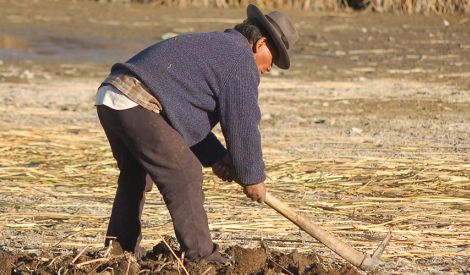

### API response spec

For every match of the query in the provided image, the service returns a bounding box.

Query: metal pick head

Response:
[359,231,392,270]
[372,231,392,259]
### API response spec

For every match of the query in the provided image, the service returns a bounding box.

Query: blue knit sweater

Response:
[110,29,265,185]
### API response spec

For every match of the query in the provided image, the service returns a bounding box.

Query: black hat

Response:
[247,4,299,69]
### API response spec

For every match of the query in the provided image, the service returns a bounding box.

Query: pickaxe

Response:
[264,192,391,271]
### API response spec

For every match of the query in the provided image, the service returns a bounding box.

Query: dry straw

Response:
[0,126,468,270]
[129,0,470,14]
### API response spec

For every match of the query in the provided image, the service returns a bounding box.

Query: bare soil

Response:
[0,0,469,274]
[0,239,360,274]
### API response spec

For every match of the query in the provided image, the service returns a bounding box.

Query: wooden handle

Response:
[264,192,378,269]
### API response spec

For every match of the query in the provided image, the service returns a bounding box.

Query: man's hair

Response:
[234,19,272,46]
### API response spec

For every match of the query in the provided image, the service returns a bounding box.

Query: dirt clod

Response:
[227,246,268,274]
[0,243,360,275]
[0,251,15,275]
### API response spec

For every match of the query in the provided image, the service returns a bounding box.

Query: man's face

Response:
[253,37,277,74]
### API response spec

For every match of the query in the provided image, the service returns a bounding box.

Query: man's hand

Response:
[212,154,234,182]
[243,182,266,203]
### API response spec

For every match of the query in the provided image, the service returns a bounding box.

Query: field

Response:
[0,0,469,274]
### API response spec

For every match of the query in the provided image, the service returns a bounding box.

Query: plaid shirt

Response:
[102,72,163,114]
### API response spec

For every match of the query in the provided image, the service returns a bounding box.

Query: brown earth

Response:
[0,239,360,274]
[0,0,469,274]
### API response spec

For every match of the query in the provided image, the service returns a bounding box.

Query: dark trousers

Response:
[97,105,217,261]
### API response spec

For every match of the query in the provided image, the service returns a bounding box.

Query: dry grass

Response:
[0,126,468,270]
[128,0,470,14]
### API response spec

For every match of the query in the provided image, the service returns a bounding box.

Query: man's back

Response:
[111,29,260,147]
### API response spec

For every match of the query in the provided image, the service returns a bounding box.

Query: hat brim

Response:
[247,4,290,69]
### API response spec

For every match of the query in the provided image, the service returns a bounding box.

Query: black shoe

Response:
[203,244,230,265]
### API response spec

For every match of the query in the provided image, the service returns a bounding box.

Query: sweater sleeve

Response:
[217,60,266,185]
[190,132,227,167]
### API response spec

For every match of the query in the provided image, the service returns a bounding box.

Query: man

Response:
[96,4,298,263]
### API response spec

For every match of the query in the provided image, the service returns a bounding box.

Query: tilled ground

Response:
[0,240,360,275]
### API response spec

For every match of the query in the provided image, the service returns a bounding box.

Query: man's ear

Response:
[253,37,268,53]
